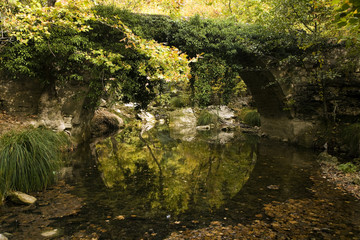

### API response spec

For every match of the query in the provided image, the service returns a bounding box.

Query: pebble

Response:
[8,191,37,205]
[41,229,60,238]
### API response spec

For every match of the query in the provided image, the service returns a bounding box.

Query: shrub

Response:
[0,128,69,195]
[197,110,219,126]
[243,110,261,127]
[338,162,358,173]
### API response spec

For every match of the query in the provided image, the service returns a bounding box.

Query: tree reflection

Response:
[95,122,257,215]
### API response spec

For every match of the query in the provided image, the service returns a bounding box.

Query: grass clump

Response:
[0,128,69,196]
[197,110,219,126]
[243,110,261,127]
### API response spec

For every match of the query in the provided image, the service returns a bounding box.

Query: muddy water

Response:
[1,125,360,239]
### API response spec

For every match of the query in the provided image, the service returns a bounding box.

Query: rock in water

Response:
[41,229,60,238]
[90,109,124,138]
[169,108,197,141]
[8,191,37,205]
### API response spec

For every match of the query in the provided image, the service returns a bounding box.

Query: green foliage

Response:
[262,0,333,36]
[108,11,297,107]
[332,0,360,42]
[338,162,358,173]
[341,123,360,156]
[197,109,219,126]
[0,1,191,108]
[0,128,69,196]
[1,2,301,109]
[233,79,247,96]
[192,56,236,106]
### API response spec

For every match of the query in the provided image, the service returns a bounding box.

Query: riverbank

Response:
[318,152,360,200]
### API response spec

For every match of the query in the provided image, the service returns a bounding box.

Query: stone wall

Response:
[0,76,43,115]
[0,74,93,142]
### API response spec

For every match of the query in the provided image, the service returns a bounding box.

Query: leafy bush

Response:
[337,162,358,173]
[197,110,219,126]
[243,110,261,127]
[0,128,69,195]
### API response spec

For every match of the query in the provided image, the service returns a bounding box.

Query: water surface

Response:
[1,123,360,239]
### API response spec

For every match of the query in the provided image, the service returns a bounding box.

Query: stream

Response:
[1,123,360,239]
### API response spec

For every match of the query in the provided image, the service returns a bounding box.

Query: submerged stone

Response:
[8,191,37,205]
[41,229,61,238]
[196,125,211,131]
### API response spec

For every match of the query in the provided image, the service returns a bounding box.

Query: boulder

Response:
[207,105,236,124]
[8,191,37,205]
[90,109,123,138]
[169,108,197,141]
[138,110,156,133]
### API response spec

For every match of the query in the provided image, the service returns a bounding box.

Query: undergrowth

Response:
[0,128,70,198]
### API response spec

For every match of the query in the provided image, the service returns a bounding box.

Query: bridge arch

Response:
[236,54,290,119]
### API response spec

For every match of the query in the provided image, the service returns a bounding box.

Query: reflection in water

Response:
[95,123,257,214]
[3,122,360,240]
